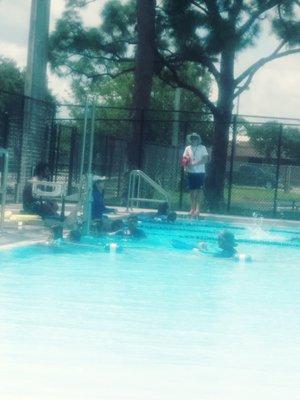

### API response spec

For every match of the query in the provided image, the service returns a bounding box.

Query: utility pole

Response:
[25,0,51,100]
[18,0,51,199]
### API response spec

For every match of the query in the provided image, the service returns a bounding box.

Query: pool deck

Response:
[1,203,299,250]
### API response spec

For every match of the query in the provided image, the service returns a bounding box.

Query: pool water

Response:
[1,220,300,400]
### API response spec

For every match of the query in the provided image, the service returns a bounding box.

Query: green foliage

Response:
[272,2,300,46]
[49,0,299,117]
[0,57,24,114]
[0,57,24,93]
[50,0,300,115]
[69,65,212,143]
[246,121,300,161]
[282,127,300,161]
[49,0,136,80]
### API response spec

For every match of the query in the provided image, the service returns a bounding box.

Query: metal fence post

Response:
[103,135,109,176]
[117,139,125,199]
[138,109,145,170]
[227,115,237,212]
[179,166,184,210]
[3,112,9,148]
[273,124,283,217]
[54,125,61,180]
[178,121,189,210]
[79,100,89,182]
[48,122,57,178]
[87,103,96,176]
[84,104,96,236]
[67,127,77,195]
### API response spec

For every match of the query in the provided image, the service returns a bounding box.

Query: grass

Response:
[105,181,300,219]
[169,185,300,219]
[229,185,300,203]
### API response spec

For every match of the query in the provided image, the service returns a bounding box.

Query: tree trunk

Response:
[205,49,235,211]
[128,0,156,170]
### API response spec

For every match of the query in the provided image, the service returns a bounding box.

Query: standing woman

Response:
[182,132,208,216]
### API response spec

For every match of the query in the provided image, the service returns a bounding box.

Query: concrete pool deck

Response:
[1,203,299,250]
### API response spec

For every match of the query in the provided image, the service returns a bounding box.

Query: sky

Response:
[0,0,299,119]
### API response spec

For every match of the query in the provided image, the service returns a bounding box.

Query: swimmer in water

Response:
[47,224,63,244]
[109,215,146,238]
[138,203,177,223]
[68,228,82,242]
[172,230,252,261]
[215,230,237,258]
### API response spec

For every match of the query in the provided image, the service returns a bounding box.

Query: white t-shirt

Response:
[183,145,208,173]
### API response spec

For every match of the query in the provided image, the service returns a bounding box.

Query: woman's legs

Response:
[188,173,205,217]
[194,190,201,215]
[189,190,197,214]
[195,191,199,212]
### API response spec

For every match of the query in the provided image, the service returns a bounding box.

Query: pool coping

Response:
[0,239,46,251]
[1,204,299,252]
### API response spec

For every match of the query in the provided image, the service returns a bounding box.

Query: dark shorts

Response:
[187,173,205,190]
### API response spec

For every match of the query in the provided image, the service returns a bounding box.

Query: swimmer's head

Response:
[110,219,124,232]
[69,229,81,242]
[50,224,63,240]
[197,241,207,251]
[167,211,177,222]
[157,202,169,216]
[127,214,138,228]
[218,230,237,250]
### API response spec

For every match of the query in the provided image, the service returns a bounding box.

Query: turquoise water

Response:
[1,220,300,400]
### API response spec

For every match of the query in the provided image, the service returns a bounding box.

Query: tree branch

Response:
[203,0,222,23]
[167,50,220,82]
[60,62,134,81]
[238,0,284,36]
[157,52,218,116]
[235,43,300,88]
[66,0,96,8]
[190,1,209,15]
[229,0,243,23]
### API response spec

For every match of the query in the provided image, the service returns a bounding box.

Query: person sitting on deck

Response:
[91,175,115,220]
[22,162,59,219]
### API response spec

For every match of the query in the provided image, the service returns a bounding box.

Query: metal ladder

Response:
[127,170,170,210]
[0,148,9,228]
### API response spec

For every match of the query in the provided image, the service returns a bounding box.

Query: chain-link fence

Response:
[0,90,55,201]
[227,116,300,219]
[51,105,300,219]
[1,91,299,220]
[51,105,214,207]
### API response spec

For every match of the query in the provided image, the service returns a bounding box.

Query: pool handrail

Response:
[0,148,9,228]
[127,170,170,210]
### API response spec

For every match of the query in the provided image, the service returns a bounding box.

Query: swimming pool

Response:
[1,219,299,399]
